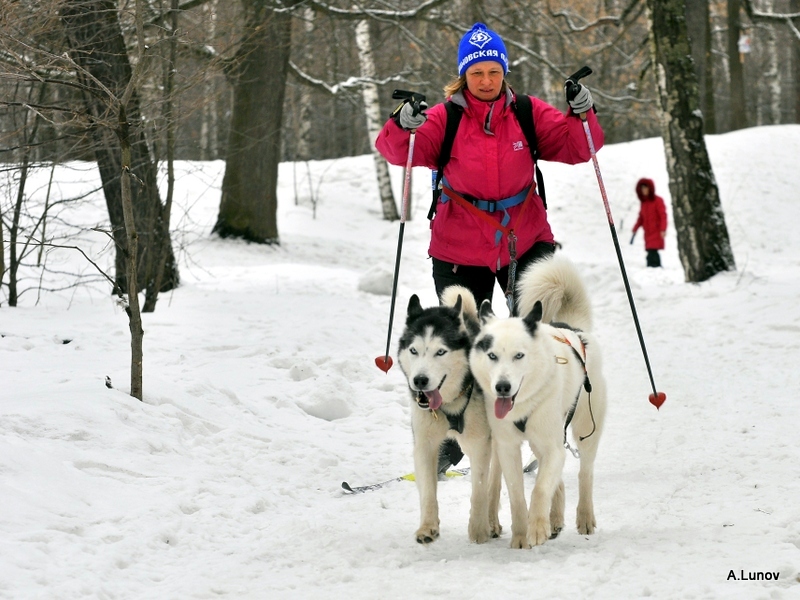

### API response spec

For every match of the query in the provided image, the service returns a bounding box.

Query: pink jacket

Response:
[375,89,604,269]
[633,178,667,250]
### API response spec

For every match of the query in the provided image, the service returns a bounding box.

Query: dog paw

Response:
[529,517,551,546]
[415,526,439,544]
[549,525,563,540]
[509,534,531,549]
[468,517,492,544]
[490,520,503,538]
[470,527,491,544]
[576,513,596,535]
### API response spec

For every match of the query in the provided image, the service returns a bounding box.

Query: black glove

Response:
[390,90,428,130]
[392,99,428,130]
[565,81,594,114]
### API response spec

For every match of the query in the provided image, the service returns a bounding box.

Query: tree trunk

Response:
[686,0,716,133]
[0,203,4,297]
[213,0,294,244]
[757,0,780,125]
[795,0,800,121]
[60,0,179,296]
[647,0,736,282]
[118,105,144,401]
[727,0,748,129]
[296,6,315,162]
[200,0,219,160]
[355,19,400,221]
[143,0,179,313]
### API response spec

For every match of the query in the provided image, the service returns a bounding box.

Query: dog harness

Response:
[514,331,596,452]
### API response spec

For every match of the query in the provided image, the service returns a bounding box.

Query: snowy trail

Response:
[2,126,799,598]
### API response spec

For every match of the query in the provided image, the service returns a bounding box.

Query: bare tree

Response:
[686,0,717,133]
[60,0,179,303]
[728,0,749,129]
[647,0,736,281]
[213,0,299,244]
[355,19,399,221]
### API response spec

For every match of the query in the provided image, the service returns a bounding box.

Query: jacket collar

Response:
[451,87,513,112]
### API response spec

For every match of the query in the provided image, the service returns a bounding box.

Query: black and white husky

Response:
[470,256,607,549]
[398,287,501,545]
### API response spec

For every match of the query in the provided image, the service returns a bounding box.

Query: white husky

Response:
[397,287,501,545]
[470,256,607,549]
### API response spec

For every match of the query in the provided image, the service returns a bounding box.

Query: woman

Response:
[376,23,605,310]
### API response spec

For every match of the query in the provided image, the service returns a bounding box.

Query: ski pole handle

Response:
[566,66,593,85]
[392,89,427,116]
[566,66,593,109]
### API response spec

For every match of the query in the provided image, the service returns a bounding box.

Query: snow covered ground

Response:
[1,125,799,599]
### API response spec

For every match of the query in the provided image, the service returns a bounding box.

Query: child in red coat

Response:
[631,178,667,267]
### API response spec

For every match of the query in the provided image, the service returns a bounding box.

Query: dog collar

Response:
[439,379,474,434]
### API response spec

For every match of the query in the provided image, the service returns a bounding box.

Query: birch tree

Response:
[355,19,399,221]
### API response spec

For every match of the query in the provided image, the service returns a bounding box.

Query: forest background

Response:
[1,0,799,316]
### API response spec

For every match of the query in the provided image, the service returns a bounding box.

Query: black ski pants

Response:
[431,241,556,315]
[646,249,662,268]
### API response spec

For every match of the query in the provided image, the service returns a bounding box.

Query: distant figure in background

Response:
[631,178,667,267]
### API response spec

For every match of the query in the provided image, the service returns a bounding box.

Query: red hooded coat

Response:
[375,89,604,270]
[632,177,667,250]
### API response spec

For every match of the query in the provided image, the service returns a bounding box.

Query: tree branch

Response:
[283,0,452,20]
[288,61,407,95]
[741,0,800,41]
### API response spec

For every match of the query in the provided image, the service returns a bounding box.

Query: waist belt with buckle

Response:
[441,178,530,214]
[440,178,535,246]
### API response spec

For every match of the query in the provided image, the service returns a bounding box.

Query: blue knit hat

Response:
[457,23,509,76]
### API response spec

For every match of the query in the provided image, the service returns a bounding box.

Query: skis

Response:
[341,457,538,494]
[342,468,469,494]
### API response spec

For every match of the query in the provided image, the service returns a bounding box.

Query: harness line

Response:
[552,332,597,451]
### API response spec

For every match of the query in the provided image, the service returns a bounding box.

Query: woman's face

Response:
[465,61,505,102]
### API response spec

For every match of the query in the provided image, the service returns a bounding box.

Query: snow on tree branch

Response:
[279,0,451,19]
[288,61,407,96]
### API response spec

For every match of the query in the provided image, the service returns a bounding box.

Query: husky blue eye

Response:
[514,352,525,360]
[435,349,447,356]
[488,352,497,361]
[409,348,418,355]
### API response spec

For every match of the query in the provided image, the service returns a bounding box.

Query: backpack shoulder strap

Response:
[428,101,464,220]
[439,101,464,172]
[511,93,547,209]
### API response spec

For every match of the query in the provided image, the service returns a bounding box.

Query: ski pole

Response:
[567,67,667,409]
[375,126,417,373]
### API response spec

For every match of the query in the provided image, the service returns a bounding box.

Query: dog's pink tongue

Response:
[495,397,514,419]
[425,389,443,411]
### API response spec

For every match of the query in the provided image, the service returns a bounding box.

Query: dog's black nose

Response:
[495,380,511,396]
[413,375,429,389]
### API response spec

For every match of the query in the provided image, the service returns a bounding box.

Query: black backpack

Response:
[428,93,546,220]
